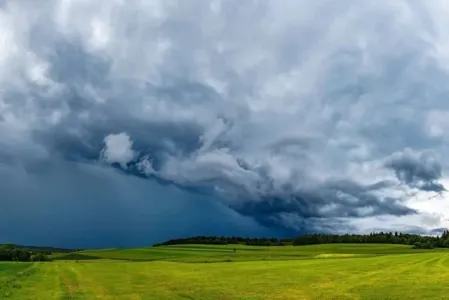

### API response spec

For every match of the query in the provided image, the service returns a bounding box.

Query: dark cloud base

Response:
[0,0,448,247]
[0,161,279,248]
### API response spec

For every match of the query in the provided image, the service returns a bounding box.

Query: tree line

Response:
[154,231,449,249]
[0,244,77,262]
[291,231,449,249]
[154,236,285,247]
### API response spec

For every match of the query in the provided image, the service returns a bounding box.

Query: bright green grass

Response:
[0,263,35,298]
[54,243,447,262]
[6,244,449,299]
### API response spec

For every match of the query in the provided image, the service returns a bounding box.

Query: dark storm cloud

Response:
[112,151,417,232]
[208,178,416,232]
[385,148,446,192]
[1,0,449,245]
[0,160,277,248]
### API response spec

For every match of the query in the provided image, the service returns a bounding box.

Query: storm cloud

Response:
[1,0,449,246]
[385,148,446,193]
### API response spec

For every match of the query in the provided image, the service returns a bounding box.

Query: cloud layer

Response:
[2,0,449,245]
[385,148,446,193]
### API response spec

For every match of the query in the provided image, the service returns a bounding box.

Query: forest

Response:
[155,231,449,249]
[0,244,77,262]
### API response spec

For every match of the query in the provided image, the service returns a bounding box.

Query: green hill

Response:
[2,243,449,299]
[53,243,442,263]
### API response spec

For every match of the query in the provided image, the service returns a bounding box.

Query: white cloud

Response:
[100,133,135,168]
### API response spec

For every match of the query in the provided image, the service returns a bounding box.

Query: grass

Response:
[0,263,35,299]
[4,243,449,299]
[54,243,443,262]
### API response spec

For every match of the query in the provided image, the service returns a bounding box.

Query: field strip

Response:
[71,264,112,300]
[59,263,87,300]
[436,253,449,268]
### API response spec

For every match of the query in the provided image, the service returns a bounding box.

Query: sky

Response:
[2,0,449,248]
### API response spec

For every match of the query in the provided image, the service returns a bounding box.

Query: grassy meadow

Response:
[1,243,449,299]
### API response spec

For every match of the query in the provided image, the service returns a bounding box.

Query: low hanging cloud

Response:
[1,0,449,237]
[100,133,135,168]
[109,133,418,232]
[385,148,446,193]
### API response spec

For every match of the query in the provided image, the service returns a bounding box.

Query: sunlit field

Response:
[0,244,448,299]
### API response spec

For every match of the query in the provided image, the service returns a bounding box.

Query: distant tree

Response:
[11,248,20,261]
[154,231,449,249]
[31,252,51,262]
[0,245,52,262]
[413,242,422,249]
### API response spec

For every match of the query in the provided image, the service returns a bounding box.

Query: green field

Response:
[2,244,449,299]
